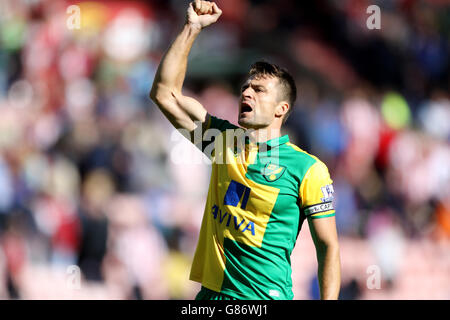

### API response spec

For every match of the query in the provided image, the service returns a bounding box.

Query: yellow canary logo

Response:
[262,163,286,182]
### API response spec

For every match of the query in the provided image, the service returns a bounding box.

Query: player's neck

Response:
[247,127,282,144]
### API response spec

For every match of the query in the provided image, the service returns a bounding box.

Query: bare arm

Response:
[308,216,341,299]
[149,1,222,131]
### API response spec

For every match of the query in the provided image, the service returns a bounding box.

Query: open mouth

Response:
[240,102,253,114]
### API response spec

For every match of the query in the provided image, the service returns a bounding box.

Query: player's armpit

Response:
[197,113,241,157]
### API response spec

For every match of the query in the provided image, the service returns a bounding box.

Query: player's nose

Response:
[241,87,253,100]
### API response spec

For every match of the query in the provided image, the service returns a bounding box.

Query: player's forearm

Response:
[317,244,341,300]
[150,23,201,101]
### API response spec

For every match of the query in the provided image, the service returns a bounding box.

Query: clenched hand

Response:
[187,1,222,30]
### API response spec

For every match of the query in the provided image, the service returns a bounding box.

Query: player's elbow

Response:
[149,86,157,102]
[149,84,161,104]
[149,83,172,107]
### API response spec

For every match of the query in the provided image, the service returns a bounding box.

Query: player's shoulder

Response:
[206,114,240,132]
[283,141,319,164]
[283,141,330,175]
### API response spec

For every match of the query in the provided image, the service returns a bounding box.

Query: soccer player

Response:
[150,1,341,300]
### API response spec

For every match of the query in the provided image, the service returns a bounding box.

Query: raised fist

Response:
[187,1,222,30]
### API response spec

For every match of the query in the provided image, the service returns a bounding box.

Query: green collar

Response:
[256,135,290,149]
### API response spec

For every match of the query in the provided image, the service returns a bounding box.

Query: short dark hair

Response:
[248,61,297,123]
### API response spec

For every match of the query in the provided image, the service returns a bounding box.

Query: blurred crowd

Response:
[0,0,449,299]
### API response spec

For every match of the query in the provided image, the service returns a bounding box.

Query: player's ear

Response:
[275,101,289,118]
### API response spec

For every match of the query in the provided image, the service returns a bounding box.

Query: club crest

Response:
[262,163,286,182]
